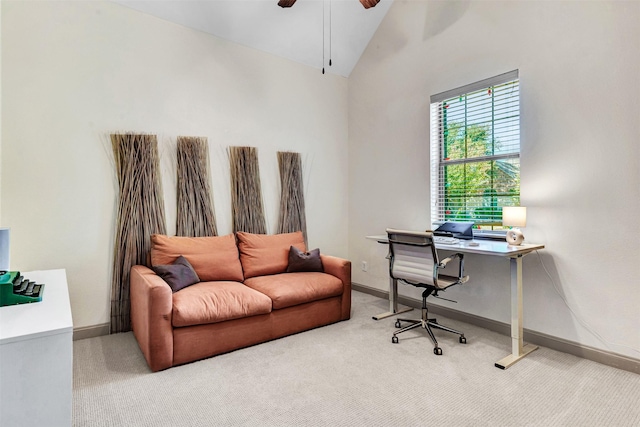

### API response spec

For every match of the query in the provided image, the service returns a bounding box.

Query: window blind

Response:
[430,71,520,227]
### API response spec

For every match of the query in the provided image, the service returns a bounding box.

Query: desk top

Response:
[366,235,544,257]
[0,269,73,344]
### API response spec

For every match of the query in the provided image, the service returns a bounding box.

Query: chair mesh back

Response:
[387,230,437,286]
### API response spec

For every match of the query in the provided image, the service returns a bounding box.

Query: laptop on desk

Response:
[433,222,474,240]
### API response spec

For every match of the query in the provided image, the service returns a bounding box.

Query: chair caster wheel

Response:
[395,320,402,328]
[434,347,443,355]
[392,336,399,344]
[459,336,467,344]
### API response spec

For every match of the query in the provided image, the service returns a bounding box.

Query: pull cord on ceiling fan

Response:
[278,0,381,74]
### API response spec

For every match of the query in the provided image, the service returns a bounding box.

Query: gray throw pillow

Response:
[152,255,200,292]
[286,246,324,273]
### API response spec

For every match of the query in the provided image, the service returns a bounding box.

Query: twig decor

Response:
[229,146,267,234]
[176,136,217,237]
[277,151,307,246]
[111,132,166,334]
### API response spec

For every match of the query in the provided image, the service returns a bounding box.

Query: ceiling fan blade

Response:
[359,0,380,8]
[278,0,297,7]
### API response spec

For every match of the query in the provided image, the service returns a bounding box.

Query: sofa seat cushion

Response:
[172,281,272,328]
[243,272,343,310]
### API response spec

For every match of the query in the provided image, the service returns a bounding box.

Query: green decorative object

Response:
[0,271,44,307]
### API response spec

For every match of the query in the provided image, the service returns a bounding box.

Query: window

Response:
[430,70,520,229]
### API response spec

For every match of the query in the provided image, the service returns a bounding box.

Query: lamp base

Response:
[506,228,524,246]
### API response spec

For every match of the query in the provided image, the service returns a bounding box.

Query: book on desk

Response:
[0,271,45,307]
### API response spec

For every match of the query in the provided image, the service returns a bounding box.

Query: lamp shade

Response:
[503,206,527,228]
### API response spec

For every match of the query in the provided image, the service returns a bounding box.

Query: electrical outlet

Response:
[361,261,368,272]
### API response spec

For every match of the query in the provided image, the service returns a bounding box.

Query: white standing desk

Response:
[366,235,544,369]
[0,269,73,426]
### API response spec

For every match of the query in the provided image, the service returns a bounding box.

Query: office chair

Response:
[386,228,469,355]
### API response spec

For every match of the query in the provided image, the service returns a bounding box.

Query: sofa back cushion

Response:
[236,231,306,279]
[150,234,244,282]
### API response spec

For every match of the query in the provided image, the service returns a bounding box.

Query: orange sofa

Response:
[130,231,351,372]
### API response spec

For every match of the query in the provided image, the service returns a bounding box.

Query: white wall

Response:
[1,1,348,329]
[349,1,640,359]
[0,3,3,223]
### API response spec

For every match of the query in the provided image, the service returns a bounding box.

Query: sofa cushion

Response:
[244,272,343,310]
[172,281,272,328]
[287,246,324,273]
[236,231,306,279]
[151,234,244,282]
[152,255,200,292]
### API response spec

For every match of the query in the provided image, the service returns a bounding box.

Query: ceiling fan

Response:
[278,0,380,9]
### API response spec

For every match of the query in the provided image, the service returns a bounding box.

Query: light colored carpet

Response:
[73,291,640,426]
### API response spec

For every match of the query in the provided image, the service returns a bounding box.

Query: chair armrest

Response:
[321,255,352,320]
[439,253,465,279]
[439,252,461,267]
[130,265,174,372]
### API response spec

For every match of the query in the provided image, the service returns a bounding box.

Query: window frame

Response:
[430,70,521,229]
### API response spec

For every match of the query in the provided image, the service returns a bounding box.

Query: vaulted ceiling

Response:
[113,0,393,77]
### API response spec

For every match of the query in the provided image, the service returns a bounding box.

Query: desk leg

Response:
[495,255,538,369]
[372,277,413,320]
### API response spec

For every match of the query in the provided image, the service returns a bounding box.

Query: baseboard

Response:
[352,282,640,374]
[73,323,110,341]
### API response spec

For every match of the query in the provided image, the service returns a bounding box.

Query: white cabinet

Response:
[0,269,73,427]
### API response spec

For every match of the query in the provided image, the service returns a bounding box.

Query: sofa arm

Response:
[130,265,174,372]
[321,255,351,320]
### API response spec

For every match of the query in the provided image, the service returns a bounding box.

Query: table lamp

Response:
[503,206,526,245]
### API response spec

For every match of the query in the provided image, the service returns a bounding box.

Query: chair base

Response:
[391,300,466,355]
